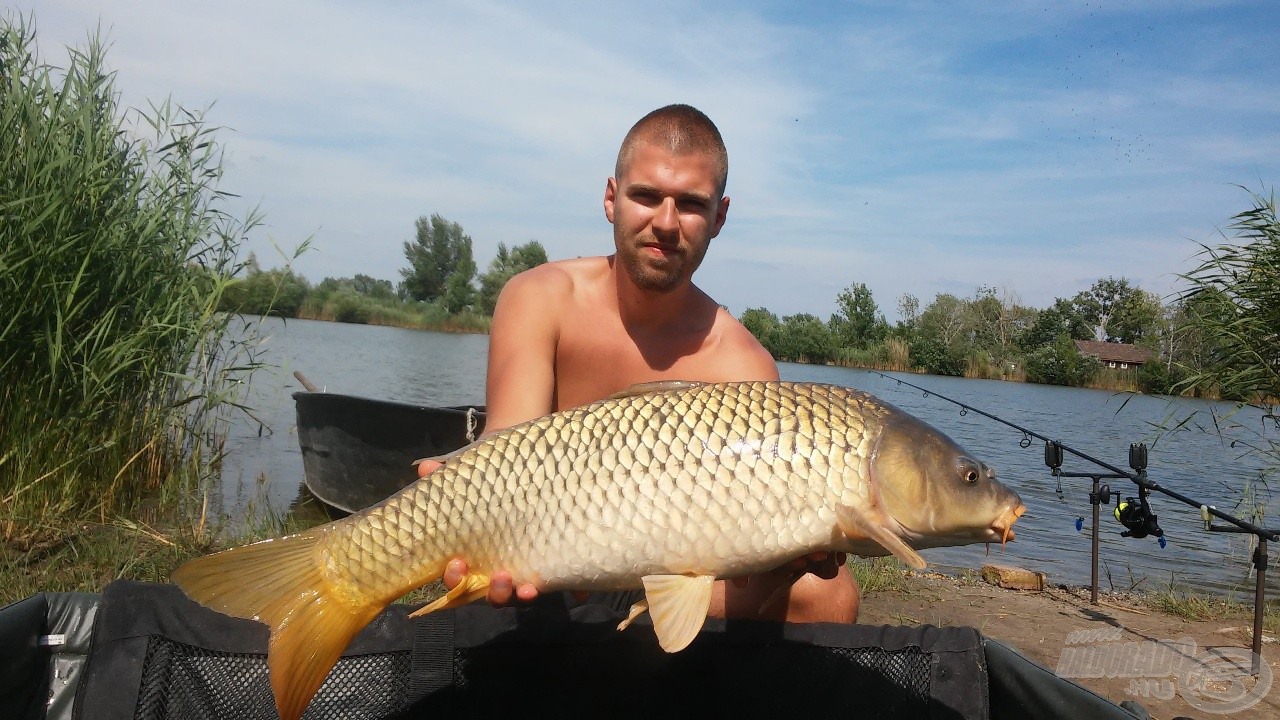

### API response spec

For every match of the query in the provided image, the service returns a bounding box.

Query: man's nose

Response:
[652,197,679,236]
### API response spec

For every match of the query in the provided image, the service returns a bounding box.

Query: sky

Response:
[11,1,1279,320]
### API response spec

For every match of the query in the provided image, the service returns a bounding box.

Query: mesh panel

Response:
[133,637,412,720]
[439,638,933,716]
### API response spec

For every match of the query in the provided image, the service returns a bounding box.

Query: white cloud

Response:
[10,0,1278,322]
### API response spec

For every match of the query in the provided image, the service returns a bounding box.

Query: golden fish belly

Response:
[322,381,882,600]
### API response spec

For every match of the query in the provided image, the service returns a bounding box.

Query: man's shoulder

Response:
[507,256,608,296]
[709,306,779,381]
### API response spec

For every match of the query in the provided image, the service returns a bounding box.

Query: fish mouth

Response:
[990,503,1027,546]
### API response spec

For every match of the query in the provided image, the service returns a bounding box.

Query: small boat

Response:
[293,390,485,515]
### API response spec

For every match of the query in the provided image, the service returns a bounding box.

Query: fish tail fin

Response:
[172,530,382,720]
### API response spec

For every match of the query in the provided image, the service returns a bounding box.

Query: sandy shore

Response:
[858,570,1278,719]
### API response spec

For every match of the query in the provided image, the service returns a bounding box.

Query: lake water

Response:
[218,317,1279,601]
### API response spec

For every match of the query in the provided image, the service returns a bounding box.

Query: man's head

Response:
[606,105,730,295]
[615,104,728,199]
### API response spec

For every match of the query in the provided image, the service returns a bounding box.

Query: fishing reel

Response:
[1114,488,1165,544]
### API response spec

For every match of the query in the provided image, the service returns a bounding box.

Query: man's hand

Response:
[790,550,847,580]
[444,559,542,605]
[729,551,847,589]
[420,458,588,606]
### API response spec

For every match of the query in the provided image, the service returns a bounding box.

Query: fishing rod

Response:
[869,371,1277,541]
[870,370,1277,673]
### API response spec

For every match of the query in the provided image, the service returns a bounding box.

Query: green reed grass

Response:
[0,16,261,548]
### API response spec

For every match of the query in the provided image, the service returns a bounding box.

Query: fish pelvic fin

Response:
[172,530,382,720]
[641,574,715,652]
[617,598,650,631]
[835,503,927,570]
[408,572,491,617]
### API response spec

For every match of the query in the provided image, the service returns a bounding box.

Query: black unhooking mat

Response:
[3,580,1146,720]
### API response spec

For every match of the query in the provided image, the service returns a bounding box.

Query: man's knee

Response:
[787,565,860,624]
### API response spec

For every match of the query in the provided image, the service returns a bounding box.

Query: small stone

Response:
[981,563,1046,591]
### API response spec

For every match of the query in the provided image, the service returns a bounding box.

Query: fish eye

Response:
[964,468,980,484]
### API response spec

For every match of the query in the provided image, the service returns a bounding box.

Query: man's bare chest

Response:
[553,320,717,406]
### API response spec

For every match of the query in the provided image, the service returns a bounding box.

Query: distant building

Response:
[1073,340,1152,370]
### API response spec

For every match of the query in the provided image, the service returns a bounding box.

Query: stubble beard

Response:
[618,231,708,294]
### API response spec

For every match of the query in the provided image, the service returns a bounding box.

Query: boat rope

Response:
[465,407,478,442]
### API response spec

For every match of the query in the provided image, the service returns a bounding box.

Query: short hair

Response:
[615,104,729,197]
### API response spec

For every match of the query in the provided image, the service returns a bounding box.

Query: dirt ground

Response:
[858,570,1278,719]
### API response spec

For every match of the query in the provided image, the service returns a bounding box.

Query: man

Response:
[419,104,860,624]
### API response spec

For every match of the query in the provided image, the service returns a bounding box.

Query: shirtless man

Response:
[420,104,860,624]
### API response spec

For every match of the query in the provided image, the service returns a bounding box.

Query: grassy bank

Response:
[297,294,491,334]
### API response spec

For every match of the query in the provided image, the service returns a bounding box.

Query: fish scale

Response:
[316,381,862,601]
[173,380,1025,720]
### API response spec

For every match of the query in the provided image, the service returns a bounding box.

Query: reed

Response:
[0,17,259,545]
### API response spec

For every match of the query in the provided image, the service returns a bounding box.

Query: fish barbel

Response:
[173,380,1025,720]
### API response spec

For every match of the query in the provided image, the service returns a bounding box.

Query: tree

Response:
[352,273,395,300]
[1022,298,1092,351]
[829,282,887,350]
[440,238,477,314]
[770,313,837,364]
[739,307,780,351]
[894,293,921,338]
[918,293,969,348]
[908,337,965,376]
[401,214,473,303]
[220,265,310,316]
[476,240,548,315]
[1072,276,1162,343]
[1024,333,1103,387]
[1108,288,1164,345]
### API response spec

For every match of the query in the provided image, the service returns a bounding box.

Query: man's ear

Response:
[710,195,730,238]
[603,177,618,223]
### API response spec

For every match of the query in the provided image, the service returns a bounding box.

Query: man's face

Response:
[604,141,729,294]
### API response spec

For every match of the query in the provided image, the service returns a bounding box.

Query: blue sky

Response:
[14,1,1279,320]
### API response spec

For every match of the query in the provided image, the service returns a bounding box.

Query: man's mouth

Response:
[640,242,679,257]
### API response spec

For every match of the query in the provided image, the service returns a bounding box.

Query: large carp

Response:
[173,380,1025,720]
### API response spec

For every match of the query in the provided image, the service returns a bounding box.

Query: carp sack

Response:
[173,380,1025,720]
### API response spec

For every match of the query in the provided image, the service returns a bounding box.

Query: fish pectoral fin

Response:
[835,504,927,570]
[616,598,650,631]
[640,574,715,652]
[408,573,491,617]
[606,380,707,400]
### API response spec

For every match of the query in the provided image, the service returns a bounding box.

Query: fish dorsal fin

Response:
[835,504,927,570]
[607,380,707,400]
[641,574,715,652]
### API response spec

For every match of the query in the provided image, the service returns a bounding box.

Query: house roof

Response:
[1073,340,1152,365]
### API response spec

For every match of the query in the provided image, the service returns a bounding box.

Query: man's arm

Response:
[426,265,568,606]
[479,266,565,435]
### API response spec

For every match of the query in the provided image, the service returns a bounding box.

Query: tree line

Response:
[224,192,1277,400]
[220,213,547,331]
[740,225,1271,399]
